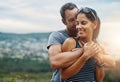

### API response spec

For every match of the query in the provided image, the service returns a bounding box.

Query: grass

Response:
[0,72,52,82]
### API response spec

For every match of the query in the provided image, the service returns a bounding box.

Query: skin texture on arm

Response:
[48,43,83,70]
[95,53,116,68]
[62,37,76,52]
[94,44,116,68]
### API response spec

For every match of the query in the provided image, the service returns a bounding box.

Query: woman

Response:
[61,7,116,82]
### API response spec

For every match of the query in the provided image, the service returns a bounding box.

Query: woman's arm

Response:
[61,53,90,80]
[61,37,84,80]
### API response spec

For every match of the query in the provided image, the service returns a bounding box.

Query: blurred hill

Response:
[0,32,51,60]
[0,32,52,73]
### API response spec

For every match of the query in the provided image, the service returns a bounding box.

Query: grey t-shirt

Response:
[47,29,69,82]
[47,30,69,49]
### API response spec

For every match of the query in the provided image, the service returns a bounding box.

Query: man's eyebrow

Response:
[69,18,75,21]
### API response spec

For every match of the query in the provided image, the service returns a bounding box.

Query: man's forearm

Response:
[94,54,116,68]
[50,48,83,70]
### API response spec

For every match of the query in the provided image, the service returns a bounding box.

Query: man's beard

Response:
[68,28,77,37]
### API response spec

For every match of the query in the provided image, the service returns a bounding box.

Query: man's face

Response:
[64,8,78,35]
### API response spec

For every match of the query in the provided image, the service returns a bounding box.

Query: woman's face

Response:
[76,13,96,39]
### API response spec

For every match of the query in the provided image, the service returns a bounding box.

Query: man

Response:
[47,2,83,82]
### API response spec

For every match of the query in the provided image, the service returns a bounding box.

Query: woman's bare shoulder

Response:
[65,37,76,44]
[62,37,76,52]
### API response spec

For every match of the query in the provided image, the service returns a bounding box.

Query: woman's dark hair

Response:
[78,7,97,22]
[93,17,100,40]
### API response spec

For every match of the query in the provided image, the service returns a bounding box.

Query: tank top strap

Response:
[72,37,81,48]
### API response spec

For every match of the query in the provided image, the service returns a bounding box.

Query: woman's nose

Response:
[76,24,82,29]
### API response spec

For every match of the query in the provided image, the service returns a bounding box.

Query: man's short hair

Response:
[60,2,78,19]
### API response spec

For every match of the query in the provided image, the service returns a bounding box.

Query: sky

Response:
[0,0,119,33]
[0,0,120,59]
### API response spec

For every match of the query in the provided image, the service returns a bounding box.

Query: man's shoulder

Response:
[50,29,67,37]
[53,29,66,34]
[47,29,67,49]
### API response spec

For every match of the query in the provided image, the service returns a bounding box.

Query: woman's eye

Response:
[81,21,87,25]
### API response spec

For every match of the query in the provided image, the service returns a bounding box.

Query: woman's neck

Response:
[80,36,92,42]
[78,36,92,47]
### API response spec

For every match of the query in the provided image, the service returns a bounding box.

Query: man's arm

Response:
[95,53,116,68]
[48,44,83,70]
[94,44,116,68]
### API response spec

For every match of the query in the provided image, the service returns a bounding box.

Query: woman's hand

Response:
[83,41,100,60]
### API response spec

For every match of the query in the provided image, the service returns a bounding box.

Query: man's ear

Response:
[62,18,67,25]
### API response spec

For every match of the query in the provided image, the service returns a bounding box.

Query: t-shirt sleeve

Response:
[47,31,63,49]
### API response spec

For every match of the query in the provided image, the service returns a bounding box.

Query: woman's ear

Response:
[62,18,67,25]
[93,20,97,29]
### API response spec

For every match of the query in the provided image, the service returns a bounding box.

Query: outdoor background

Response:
[0,0,120,82]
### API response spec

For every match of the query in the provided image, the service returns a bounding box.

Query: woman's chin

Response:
[77,35,86,39]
